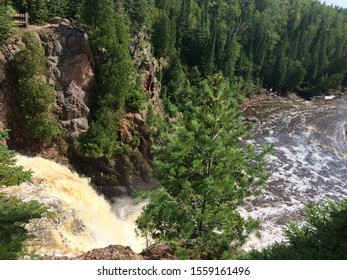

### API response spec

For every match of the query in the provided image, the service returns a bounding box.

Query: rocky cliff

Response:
[0,19,95,153]
[0,19,162,198]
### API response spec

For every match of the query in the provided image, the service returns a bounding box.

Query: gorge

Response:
[1,0,347,259]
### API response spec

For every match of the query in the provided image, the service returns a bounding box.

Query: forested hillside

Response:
[4,0,343,153]
[2,0,347,98]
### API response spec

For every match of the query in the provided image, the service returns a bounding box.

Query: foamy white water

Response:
[243,95,347,250]
[2,155,145,256]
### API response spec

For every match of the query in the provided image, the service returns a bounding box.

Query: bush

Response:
[245,199,347,260]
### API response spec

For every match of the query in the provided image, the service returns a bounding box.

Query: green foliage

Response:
[161,57,188,114]
[0,131,46,259]
[46,0,69,18]
[78,1,147,158]
[136,74,272,259]
[124,0,157,31]
[0,4,15,42]
[285,60,307,91]
[245,199,347,260]
[126,87,148,111]
[152,12,176,57]
[152,0,347,95]
[28,0,49,24]
[0,195,46,259]
[0,130,32,186]
[15,33,62,140]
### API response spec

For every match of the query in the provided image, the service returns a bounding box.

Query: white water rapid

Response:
[243,94,347,250]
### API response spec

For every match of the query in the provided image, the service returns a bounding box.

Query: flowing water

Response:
[243,94,347,250]
[2,156,145,256]
[2,95,346,256]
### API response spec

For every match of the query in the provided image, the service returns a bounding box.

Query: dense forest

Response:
[2,0,347,96]
[1,0,347,259]
[2,0,346,154]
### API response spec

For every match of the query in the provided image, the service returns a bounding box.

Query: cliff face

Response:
[41,19,96,139]
[0,19,162,198]
[0,19,95,149]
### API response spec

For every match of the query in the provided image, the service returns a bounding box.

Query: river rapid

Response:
[242,93,347,250]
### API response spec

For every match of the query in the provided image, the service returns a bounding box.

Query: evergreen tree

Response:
[28,0,49,24]
[0,130,31,186]
[285,60,306,91]
[152,12,176,57]
[161,57,187,114]
[15,33,62,140]
[136,74,272,259]
[0,4,15,41]
[46,0,69,18]
[78,0,144,158]
[0,130,46,259]
[246,199,347,260]
[124,0,157,31]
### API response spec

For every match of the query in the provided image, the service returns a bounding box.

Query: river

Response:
[242,93,347,250]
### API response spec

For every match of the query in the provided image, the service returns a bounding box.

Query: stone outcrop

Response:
[140,242,178,260]
[71,27,162,197]
[76,245,144,260]
[38,19,95,138]
[0,19,95,142]
[44,242,178,260]
[0,19,162,198]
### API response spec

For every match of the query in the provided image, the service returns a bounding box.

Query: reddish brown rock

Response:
[76,245,144,260]
[141,242,178,260]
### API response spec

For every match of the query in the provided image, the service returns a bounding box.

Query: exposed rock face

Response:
[38,19,96,138]
[76,242,178,260]
[43,242,178,260]
[76,245,144,260]
[72,28,162,197]
[130,28,162,114]
[141,242,178,260]
[0,19,95,141]
[1,20,162,198]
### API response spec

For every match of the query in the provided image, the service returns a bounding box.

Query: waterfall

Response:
[2,155,145,256]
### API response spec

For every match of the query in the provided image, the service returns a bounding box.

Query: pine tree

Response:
[0,130,46,259]
[0,130,31,186]
[136,74,272,259]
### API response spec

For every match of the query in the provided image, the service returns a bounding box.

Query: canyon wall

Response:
[0,19,161,198]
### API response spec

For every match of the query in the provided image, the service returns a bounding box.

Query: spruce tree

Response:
[136,74,272,259]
